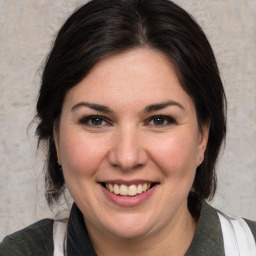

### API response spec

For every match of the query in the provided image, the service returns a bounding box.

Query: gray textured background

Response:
[0,0,255,241]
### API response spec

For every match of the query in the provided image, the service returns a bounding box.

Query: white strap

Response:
[53,220,68,256]
[218,212,256,256]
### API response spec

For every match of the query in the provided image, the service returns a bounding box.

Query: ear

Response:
[53,121,61,164]
[197,122,210,166]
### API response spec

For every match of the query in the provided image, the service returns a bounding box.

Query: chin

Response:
[99,213,154,240]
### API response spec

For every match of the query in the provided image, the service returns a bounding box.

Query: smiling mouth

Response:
[103,183,157,197]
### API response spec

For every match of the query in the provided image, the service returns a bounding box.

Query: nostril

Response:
[112,163,120,169]
[134,164,145,170]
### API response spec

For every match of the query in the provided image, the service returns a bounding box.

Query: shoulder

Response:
[0,219,54,256]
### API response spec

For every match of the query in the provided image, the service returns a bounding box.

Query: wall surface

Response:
[0,0,255,241]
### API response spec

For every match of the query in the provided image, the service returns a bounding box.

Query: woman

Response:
[1,0,255,255]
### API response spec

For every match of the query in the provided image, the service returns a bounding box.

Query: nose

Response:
[107,126,148,171]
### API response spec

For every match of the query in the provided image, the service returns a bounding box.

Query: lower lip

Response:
[101,184,158,207]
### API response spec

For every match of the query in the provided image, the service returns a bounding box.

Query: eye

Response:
[79,115,109,126]
[146,115,176,126]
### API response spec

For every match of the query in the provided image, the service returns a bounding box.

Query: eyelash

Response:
[79,115,176,127]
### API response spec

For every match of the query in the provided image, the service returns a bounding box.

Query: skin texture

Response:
[54,48,209,256]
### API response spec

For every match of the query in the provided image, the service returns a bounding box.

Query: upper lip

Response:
[98,179,158,186]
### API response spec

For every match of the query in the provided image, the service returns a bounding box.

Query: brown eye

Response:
[146,115,176,127]
[79,115,108,126]
[153,117,165,125]
[91,117,104,125]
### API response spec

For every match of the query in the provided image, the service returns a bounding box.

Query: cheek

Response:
[150,131,199,175]
[59,131,108,178]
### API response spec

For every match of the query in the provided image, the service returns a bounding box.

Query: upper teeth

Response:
[106,183,151,196]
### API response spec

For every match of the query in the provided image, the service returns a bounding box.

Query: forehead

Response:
[63,48,194,111]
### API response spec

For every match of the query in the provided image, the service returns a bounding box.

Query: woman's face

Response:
[55,48,208,240]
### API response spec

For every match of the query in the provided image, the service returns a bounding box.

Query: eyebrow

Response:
[71,102,113,113]
[143,100,185,113]
[71,100,185,113]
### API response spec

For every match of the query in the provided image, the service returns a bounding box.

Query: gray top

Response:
[1,201,255,256]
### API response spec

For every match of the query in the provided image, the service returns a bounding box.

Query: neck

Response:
[85,204,197,256]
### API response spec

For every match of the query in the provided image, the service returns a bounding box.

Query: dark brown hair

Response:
[36,0,226,215]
